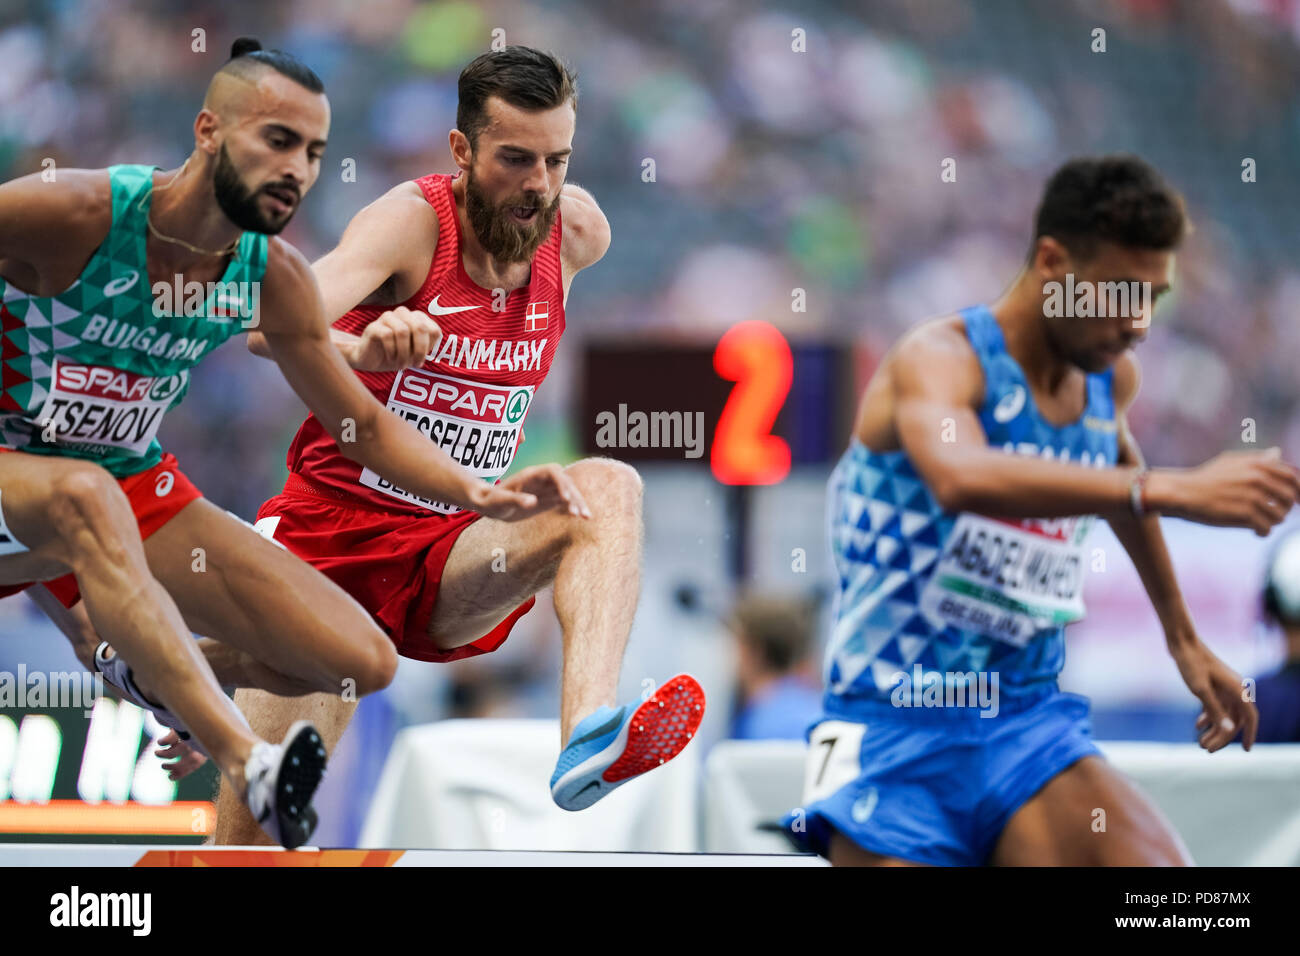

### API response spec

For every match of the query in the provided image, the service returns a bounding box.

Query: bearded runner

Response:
[113,47,706,843]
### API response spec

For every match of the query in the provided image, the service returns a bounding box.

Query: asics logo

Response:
[427,295,480,316]
[851,787,879,823]
[103,271,140,297]
[992,385,1026,424]
[154,471,174,497]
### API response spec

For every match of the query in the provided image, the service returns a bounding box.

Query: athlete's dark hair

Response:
[222,36,324,94]
[457,46,577,149]
[1030,155,1188,263]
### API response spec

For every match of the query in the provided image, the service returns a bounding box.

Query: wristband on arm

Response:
[1128,466,1151,518]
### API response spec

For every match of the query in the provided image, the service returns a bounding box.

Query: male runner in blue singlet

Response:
[789,155,1300,866]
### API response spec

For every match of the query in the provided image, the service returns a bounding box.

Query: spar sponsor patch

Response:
[359,368,534,514]
[34,361,186,456]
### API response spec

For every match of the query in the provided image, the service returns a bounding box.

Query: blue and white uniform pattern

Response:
[823,305,1118,717]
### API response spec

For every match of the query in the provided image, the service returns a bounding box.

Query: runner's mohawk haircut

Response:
[218,36,324,94]
[457,46,577,149]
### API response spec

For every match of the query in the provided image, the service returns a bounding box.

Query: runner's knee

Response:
[566,457,643,524]
[337,628,398,697]
[46,465,135,563]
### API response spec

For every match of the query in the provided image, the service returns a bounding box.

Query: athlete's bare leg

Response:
[0,453,257,792]
[212,689,357,845]
[429,457,643,742]
[989,755,1191,865]
[118,497,399,703]
[41,582,368,700]
[64,493,398,843]
[211,456,643,844]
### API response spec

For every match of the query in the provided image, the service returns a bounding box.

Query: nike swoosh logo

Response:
[568,708,626,748]
[427,295,480,316]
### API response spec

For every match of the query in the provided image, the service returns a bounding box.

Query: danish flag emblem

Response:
[524,301,549,332]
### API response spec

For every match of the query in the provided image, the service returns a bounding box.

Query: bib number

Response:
[359,369,533,514]
[802,720,867,805]
[34,361,184,456]
[918,513,1089,646]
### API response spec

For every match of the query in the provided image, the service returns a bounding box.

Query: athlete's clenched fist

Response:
[343,307,442,371]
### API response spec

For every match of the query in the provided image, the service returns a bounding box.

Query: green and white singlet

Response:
[0,164,268,477]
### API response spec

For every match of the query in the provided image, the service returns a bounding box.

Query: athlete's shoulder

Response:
[1111,349,1141,412]
[559,182,610,273]
[894,313,978,366]
[889,313,983,400]
[379,179,441,225]
[345,180,440,259]
[265,235,313,277]
[260,237,320,323]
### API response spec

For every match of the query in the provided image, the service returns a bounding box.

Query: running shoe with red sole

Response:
[550,673,706,811]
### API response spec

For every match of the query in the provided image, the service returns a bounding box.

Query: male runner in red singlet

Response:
[103,47,706,843]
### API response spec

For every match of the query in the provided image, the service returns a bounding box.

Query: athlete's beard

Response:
[464,166,560,263]
[213,143,298,235]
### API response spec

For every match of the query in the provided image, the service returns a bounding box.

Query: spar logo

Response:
[394,370,527,425]
[505,389,530,424]
[148,374,185,403]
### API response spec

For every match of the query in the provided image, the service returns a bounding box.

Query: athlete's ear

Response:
[448,129,473,174]
[193,108,221,158]
[1032,235,1070,280]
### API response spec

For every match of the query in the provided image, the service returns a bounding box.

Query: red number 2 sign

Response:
[711,320,792,485]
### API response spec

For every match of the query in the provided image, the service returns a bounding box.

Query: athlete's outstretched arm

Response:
[892,323,1299,531]
[1102,354,1258,752]
[247,182,440,367]
[255,239,586,521]
[0,170,107,285]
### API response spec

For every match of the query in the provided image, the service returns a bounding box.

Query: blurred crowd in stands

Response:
[2,1,1299,765]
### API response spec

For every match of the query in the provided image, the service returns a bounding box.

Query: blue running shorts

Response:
[784,688,1100,865]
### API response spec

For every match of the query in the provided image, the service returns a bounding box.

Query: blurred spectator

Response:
[727,593,822,740]
[445,661,539,721]
[1252,531,1300,742]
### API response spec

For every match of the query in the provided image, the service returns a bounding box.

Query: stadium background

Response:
[1,0,1299,846]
